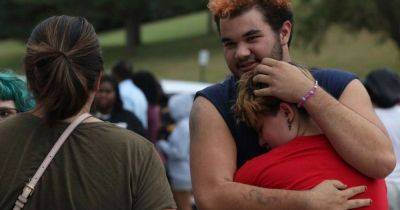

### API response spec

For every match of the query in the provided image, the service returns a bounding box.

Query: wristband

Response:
[298,80,318,108]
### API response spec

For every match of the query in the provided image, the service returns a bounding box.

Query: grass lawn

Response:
[1,11,399,82]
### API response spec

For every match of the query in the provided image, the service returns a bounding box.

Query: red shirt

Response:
[234,135,387,210]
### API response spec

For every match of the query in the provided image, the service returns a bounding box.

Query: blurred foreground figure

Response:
[0,16,175,210]
[0,70,35,122]
[364,68,400,210]
[158,94,192,210]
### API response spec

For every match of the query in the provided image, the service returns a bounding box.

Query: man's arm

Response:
[304,79,395,178]
[253,58,396,178]
[190,96,370,210]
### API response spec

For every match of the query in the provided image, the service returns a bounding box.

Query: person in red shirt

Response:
[233,68,388,209]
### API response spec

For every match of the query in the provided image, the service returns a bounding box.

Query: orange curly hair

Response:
[208,0,291,19]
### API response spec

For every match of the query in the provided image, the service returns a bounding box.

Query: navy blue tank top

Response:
[196,68,357,168]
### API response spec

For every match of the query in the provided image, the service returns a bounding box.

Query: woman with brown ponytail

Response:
[0,16,176,210]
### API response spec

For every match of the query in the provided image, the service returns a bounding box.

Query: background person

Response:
[132,70,164,143]
[157,94,193,210]
[0,16,175,210]
[93,75,145,136]
[111,60,148,129]
[0,70,35,121]
[364,68,400,210]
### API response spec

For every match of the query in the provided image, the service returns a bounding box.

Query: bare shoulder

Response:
[190,96,232,141]
[339,79,368,101]
[339,79,374,114]
[190,97,238,208]
[190,96,220,129]
[339,79,388,134]
[190,95,237,178]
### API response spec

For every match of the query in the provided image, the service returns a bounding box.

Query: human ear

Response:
[279,20,292,46]
[280,102,295,123]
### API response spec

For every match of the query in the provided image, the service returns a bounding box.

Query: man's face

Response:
[219,7,282,78]
[0,100,18,122]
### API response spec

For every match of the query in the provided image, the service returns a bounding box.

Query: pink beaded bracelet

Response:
[297,80,318,108]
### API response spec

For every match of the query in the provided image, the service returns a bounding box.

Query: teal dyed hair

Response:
[0,70,35,112]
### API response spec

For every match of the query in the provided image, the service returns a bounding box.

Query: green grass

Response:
[98,30,125,47]
[101,34,229,82]
[98,12,208,47]
[291,27,400,78]
[1,11,399,82]
[0,40,25,70]
[141,12,208,44]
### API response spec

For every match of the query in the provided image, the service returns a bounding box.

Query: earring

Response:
[287,119,292,131]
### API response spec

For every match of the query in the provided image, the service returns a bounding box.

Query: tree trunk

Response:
[392,29,400,50]
[375,0,400,50]
[207,12,214,34]
[126,16,141,53]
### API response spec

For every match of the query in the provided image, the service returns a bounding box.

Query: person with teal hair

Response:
[0,70,35,121]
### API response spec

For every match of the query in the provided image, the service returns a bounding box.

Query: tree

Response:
[295,0,400,50]
[94,0,148,53]
[95,0,205,52]
[1,0,205,52]
[0,0,57,39]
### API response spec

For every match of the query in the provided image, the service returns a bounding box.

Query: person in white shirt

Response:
[111,60,148,129]
[364,68,400,210]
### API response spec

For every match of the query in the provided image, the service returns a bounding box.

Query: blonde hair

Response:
[234,64,314,129]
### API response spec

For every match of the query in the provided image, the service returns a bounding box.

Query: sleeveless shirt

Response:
[196,68,357,167]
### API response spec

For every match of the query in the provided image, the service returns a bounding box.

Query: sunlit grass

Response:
[1,11,399,82]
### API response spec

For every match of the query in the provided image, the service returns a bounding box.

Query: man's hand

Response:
[252,58,314,103]
[304,180,371,210]
[253,58,395,178]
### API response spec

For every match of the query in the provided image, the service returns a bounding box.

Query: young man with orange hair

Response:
[190,0,395,209]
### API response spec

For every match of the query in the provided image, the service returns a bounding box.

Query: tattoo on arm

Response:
[244,189,278,207]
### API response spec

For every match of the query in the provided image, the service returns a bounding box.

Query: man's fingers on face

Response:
[342,186,367,198]
[253,88,272,97]
[253,74,272,85]
[346,199,372,209]
[261,57,279,67]
[255,64,273,75]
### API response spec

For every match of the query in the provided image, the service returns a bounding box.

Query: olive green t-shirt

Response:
[0,113,176,210]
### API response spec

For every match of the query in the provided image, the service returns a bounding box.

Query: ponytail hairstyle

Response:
[24,16,103,124]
